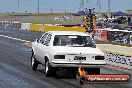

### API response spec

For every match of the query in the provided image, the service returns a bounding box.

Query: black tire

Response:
[85,68,100,74]
[45,59,56,77]
[31,51,38,71]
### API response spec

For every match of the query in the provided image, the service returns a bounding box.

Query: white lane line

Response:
[0,35,31,43]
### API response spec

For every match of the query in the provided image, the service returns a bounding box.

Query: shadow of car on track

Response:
[37,69,76,79]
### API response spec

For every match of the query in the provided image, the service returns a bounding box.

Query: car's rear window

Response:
[53,35,96,48]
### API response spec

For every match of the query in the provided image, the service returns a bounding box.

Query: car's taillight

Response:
[95,56,105,60]
[54,55,65,59]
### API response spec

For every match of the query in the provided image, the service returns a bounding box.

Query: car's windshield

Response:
[53,35,96,48]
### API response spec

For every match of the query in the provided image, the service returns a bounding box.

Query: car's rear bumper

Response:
[51,61,106,68]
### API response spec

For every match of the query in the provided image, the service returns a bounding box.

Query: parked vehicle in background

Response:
[96,22,105,29]
[128,22,132,29]
[112,17,127,24]
[107,24,122,30]
[31,31,106,77]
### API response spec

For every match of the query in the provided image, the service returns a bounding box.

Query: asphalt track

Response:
[0,28,132,88]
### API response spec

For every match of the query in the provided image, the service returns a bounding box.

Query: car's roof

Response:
[48,31,90,36]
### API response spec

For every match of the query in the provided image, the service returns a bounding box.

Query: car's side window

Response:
[39,33,45,43]
[38,36,43,43]
[38,33,46,43]
[39,33,48,44]
[44,34,52,46]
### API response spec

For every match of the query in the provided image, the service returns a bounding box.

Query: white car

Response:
[31,31,106,77]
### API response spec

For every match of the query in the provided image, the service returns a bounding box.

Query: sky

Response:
[0,0,131,13]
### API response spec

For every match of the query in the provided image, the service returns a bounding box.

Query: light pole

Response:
[97,0,101,12]
[65,0,67,14]
[38,0,40,14]
[17,0,19,13]
[108,0,111,17]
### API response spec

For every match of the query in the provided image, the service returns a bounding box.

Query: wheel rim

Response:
[45,61,49,74]
[31,56,35,67]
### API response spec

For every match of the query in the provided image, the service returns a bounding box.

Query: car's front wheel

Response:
[31,52,38,71]
[45,60,56,77]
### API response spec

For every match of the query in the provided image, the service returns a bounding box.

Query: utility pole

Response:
[86,0,88,8]
[65,0,67,14]
[97,0,101,12]
[38,0,40,14]
[108,0,111,17]
[82,0,84,10]
[79,0,84,11]
[97,0,99,12]
[79,1,81,11]
[17,0,20,13]
[99,0,101,12]
[51,9,53,14]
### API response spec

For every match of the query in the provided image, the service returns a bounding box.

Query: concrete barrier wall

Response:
[105,51,132,69]
[30,23,44,32]
[44,25,85,32]
[97,44,132,69]
[27,23,86,32]
[21,23,30,30]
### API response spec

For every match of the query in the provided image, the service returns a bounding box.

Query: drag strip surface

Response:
[0,28,131,88]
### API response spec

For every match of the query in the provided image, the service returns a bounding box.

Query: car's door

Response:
[34,33,45,60]
[37,33,49,62]
[39,33,52,64]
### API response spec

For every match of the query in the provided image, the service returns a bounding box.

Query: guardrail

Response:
[21,23,30,31]
[97,44,132,70]
[21,23,86,32]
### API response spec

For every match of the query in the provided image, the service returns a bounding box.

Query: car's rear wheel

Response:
[31,52,38,71]
[45,59,56,77]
